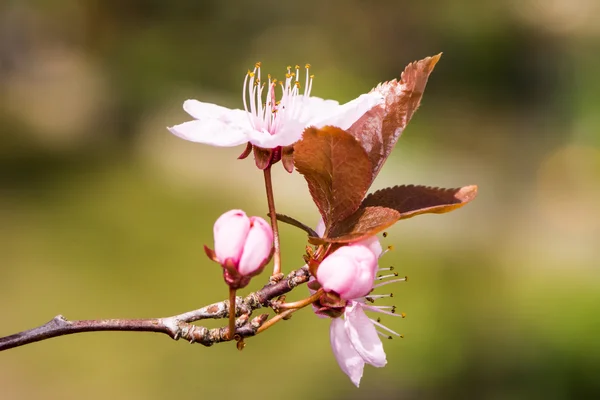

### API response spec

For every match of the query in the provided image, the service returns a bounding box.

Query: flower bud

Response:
[316,245,378,300]
[210,209,273,289]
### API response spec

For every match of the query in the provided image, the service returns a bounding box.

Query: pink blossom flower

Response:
[168,63,383,149]
[312,219,404,387]
[317,245,378,300]
[209,209,273,289]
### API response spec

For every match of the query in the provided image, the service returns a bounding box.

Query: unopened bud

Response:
[208,209,273,289]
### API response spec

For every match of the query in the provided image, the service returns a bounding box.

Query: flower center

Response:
[242,62,314,135]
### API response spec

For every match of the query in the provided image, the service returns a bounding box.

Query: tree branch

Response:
[0,266,310,352]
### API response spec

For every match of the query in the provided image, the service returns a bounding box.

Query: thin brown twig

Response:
[0,266,310,352]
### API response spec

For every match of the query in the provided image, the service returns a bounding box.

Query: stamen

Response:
[376,273,399,280]
[372,277,407,289]
[364,294,393,302]
[376,330,393,339]
[370,318,401,337]
[362,304,403,317]
[241,62,314,136]
[377,266,395,272]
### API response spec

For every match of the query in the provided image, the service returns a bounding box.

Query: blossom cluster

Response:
[168,57,477,387]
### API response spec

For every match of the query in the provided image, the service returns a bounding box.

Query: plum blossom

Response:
[317,245,377,300]
[168,63,383,149]
[312,220,405,387]
[207,209,273,289]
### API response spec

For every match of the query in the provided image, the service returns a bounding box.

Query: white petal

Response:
[345,303,387,368]
[168,120,249,147]
[330,317,365,387]
[183,99,239,121]
[315,218,326,237]
[296,96,341,125]
[313,92,384,130]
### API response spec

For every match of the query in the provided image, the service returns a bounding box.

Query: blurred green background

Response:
[1,0,599,399]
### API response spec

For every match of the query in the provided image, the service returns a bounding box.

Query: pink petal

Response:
[317,245,376,300]
[313,92,384,130]
[213,210,251,265]
[168,100,251,147]
[344,303,387,368]
[330,317,365,387]
[238,217,273,276]
[352,235,383,260]
[317,247,359,296]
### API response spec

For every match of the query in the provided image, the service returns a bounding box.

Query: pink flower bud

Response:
[211,210,273,288]
[316,245,378,300]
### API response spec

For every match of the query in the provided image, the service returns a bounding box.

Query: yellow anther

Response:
[400,335,404,339]
[305,63,311,69]
[310,74,315,79]
[294,81,301,88]
[401,312,406,318]
[248,71,255,77]
[287,65,292,70]
[388,245,395,251]
[255,62,261,67]
[295,64,301,70]
[267,74,272,80]
[286,73,292,79]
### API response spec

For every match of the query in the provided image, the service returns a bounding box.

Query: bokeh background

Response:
[1,0,599,399]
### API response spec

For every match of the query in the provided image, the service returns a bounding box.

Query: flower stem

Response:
[256,289,322,334]
[228,287,236,340]
[256,309,296,334]
[263,165,282,277]
[276,289,323,310]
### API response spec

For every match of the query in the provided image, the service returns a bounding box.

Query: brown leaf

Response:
[294,126,372,228]
[361,184,478,219]
[348,54,441,184]
[309,206,401,244]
